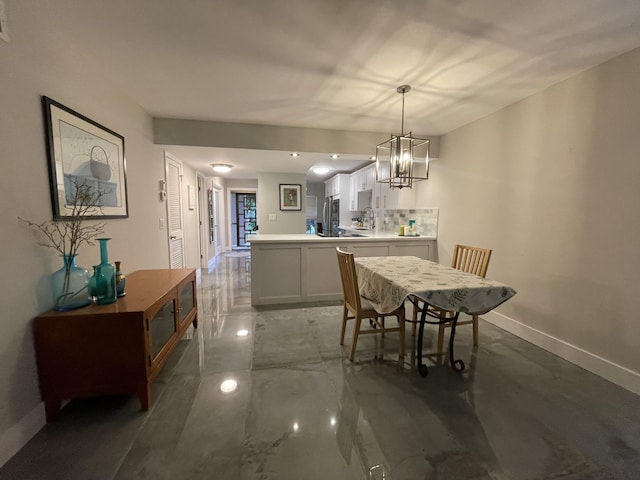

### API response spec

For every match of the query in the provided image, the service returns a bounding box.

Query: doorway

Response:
[164,152,185,268]
[231,192,256,250]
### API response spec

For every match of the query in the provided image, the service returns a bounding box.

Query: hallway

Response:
[1,255,639,479]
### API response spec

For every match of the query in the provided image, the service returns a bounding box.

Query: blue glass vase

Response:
[89,238,117,305]
[51,254,92,311]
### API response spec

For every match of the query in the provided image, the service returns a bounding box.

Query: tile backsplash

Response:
[376,208,439,236]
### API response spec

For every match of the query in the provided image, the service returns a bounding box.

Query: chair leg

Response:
[349,317,362,362]
[398,311,406,358]
[437,322,447,354]
[340,304,348,345]
[380,317,385,338]
[411,298,419,336]
[472,314,479,346]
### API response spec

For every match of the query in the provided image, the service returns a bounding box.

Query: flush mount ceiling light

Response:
[290,152,300,157]
[211,163,233,173]
[330,154,340,159]
[312,166,331,175]
[375,85,430,189]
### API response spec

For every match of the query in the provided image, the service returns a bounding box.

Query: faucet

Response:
[362,206,375,230]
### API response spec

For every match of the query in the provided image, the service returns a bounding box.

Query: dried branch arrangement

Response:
[18,180,108,258]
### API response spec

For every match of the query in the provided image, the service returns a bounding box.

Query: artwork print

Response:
[43,96,129,219]
[279,184,302,211]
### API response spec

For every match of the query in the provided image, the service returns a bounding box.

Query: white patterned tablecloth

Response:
[355,256,516,315]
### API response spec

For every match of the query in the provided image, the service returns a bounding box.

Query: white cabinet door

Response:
[363,165,375,191]
[325,176,338,197]
[373,181,415,210]
[349,173,358,211]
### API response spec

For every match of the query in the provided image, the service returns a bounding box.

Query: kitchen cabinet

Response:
[349,165,375,211]
[324,177,333,197]
[250,235,435,305]
[33,269,197,421]
[358,165,376,192]
[374,181,416,210]
[349,173,358,211]
[325,174,347,198]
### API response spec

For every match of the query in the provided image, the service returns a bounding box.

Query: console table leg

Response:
[44,398,61,422]
[137,384,150,411]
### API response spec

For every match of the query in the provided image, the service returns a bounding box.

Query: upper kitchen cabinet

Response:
[355,165,375,192]
[374,181,416,210]
[325,174,349,198]
[348,164,375,211]
[349,173,358,210]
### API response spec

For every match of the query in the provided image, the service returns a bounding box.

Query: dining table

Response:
[354,256,517,376]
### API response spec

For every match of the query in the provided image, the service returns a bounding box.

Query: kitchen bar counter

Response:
[249,232,435,242]
[249,233,436,306]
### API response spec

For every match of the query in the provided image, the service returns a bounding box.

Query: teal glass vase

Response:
[89,238,117,305]
[51,254,92,311]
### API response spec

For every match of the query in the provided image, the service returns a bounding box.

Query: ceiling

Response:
[24,0,640,180]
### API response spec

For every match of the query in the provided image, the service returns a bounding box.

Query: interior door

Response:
[165,152,185,268]
[197,175,207,269]
[214,187,222,256]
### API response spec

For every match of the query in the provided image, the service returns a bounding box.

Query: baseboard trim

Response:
[483,310,640,396]
[0,404,45,467]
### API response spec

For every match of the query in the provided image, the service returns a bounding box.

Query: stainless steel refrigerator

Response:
[321,197,340,237]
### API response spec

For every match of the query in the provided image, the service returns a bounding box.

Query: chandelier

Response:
[375,85,430,189]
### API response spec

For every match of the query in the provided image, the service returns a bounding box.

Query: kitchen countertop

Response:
[248,232,436,243]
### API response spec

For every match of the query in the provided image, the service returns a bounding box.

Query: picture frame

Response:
[42,96,129,220]
[279,184,302,211]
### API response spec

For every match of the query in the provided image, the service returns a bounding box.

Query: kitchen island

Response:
[249,232,436,306]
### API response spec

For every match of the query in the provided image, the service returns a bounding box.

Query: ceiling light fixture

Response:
[312,166,331,175]
[330,154,339,159]
[211,163,233,173]
[290,152,300,157]
[375,85,429,189]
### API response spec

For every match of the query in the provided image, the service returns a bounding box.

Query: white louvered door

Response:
[165,152,185,268]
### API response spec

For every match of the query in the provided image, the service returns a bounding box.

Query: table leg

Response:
[417,307,429,377]
[447,313,465,372]
[416,305,466,377]
[137,383,150,411]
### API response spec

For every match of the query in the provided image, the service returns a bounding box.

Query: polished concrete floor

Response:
[2,254,640,479]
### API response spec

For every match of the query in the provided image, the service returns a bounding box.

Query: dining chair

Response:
[336,248,405,361]
[411,244,492,353]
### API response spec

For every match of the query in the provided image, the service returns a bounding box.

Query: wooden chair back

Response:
[451,244,492,278]
[336,248,361,313]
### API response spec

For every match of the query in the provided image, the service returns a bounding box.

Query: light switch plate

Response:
[269,213,277,221]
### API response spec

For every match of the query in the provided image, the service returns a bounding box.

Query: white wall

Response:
[0,3,171,465]
[257,173,307,234]
[306,182,325,224]
[415,47,640,393]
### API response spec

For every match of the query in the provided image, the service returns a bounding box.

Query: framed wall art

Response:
[42,96,129,219]
[279,184,301,211]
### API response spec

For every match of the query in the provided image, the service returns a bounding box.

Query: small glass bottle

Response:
[115,261,126,297]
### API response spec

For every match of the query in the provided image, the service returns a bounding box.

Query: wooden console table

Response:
[33,268,198,421]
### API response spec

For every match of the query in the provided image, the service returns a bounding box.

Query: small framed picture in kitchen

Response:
[279,184,301,211]
[42,96,129,220]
